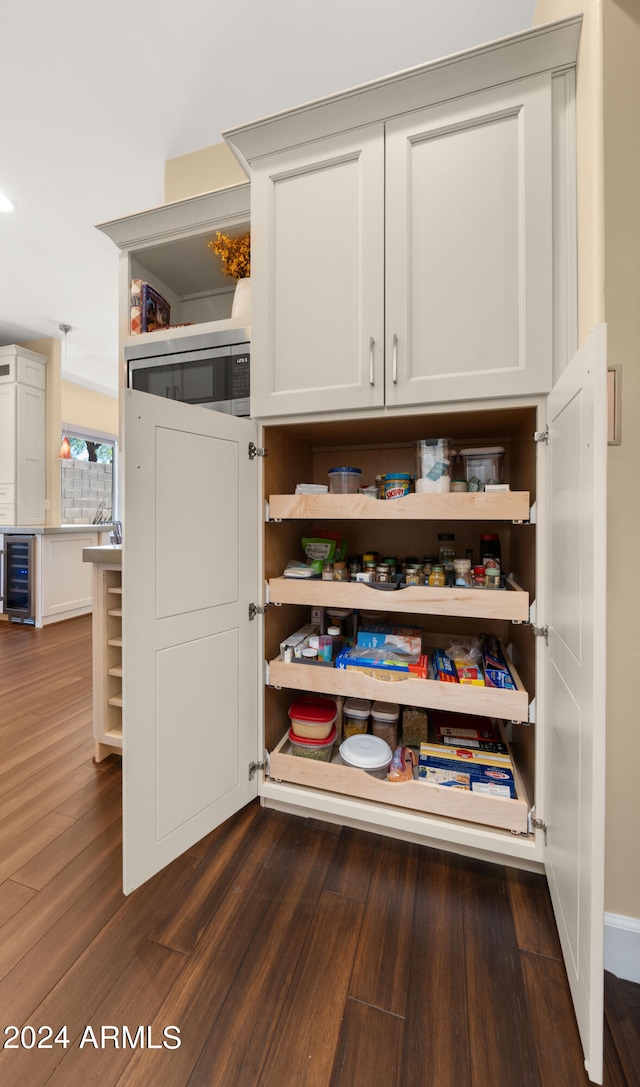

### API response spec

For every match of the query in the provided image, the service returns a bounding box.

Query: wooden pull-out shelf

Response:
[269,491,530,522]
[268,575,529,622]
[269,631,529,722]
[268,731,530,835]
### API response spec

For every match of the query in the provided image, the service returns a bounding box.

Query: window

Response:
[60,425,118,526]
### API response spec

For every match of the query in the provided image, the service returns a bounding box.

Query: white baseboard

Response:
[604,912,640,984]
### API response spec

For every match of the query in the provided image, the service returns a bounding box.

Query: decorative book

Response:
[130,279,171,334]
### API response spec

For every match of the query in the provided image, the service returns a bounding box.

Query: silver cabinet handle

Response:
[369,337,375,386]
[165,386,171,398]
[392,334,398,384]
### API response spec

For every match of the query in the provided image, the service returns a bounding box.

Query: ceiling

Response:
[0,1,535,396]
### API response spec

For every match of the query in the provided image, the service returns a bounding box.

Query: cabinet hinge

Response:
[533,425,549,444]
[528,813,548,844]
[249,753,269,781]
[248,602,268,621]
[248,442,267,460]
[532,625,549,644]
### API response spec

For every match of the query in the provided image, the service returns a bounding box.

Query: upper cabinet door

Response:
[250,126,385,418]
[122,390,260,894]
[385,75,553,407]
[543,325,607,1084]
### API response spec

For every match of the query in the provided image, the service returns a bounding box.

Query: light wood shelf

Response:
[268,575,529,622]
[108,692,123,708]
[268,490,530,522]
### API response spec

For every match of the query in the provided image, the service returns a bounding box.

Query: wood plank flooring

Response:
[0,613,638,1086]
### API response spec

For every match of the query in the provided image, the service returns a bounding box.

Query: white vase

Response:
[231,277,251,319]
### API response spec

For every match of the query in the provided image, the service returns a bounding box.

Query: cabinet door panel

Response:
[16,383,45,524]
[0,385,16,484]
[251,126,385,417]
[543,325,607,1085]
[385,75,553,406]
[123,390,260,894]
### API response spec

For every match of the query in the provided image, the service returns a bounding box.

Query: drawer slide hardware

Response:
[249,602,268,621]
[248,442,267,460]
[533,425,549,444]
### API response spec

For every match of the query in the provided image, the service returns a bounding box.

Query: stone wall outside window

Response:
[61,459,113,524]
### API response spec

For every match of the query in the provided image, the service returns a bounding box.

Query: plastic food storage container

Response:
[339,734,394,778]
[415,439,453,493]
[343,697,371,738]
[371,702,399,749]
[328,467,362,494]
[288,696,338,739]
[288,725,337,760]
[458,447,505,490]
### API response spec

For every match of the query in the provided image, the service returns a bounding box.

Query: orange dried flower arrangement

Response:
[208,230,251,280]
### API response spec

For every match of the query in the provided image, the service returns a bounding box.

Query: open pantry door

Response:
[122,390,260,894]
[543,325,607,1084]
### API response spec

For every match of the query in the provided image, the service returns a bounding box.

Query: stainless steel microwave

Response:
[125,327,250,417]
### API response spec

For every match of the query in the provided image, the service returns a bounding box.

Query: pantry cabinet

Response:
[0,345,46,526]
[122,323,607,1081]
[228,21,579,418]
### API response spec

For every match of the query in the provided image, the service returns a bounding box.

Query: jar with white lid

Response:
[339,733,393,778]
[343,697,371,738]
[371,702,399,749]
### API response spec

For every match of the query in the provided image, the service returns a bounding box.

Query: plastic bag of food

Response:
[388,746,418,781]
[447,637,484,685]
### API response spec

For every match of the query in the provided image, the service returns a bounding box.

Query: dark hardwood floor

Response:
[0,614,638,1086]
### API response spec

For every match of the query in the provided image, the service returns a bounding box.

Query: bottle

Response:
[437,533,456,574]
[453,558,472,587]
[480,533,501,569]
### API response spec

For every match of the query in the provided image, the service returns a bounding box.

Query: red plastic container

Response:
[288,696,338,739]
[288,725,337,760]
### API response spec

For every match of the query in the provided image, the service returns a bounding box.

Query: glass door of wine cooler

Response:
[2,535,35,622]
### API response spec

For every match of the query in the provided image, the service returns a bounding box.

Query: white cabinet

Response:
[228,22,579,418]
[0,345,46,526]
[122,325,606,1079]
[96,184,251,355]
[40,530,99,623]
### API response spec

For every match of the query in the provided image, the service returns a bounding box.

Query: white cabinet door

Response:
[385,75,553,406]
[0,384,16,484]
[122,390,260,893]
[250,126,385,417]
[543,325,607,1084]
[16,383,45,524]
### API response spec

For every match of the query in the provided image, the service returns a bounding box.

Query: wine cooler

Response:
[1,535,35,623]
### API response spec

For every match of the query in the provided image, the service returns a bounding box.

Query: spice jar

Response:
[437,533,456,573]
[333,561,349,582]
[473,564,486,586]
[405,565,422,586]
[485,566,501,589]
[375,564,390,583]
[322,562,334,581]
[453,558,472,587]
[429,564,446,587]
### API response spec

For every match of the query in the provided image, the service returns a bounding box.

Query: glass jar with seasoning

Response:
[473,565,486,586]
[375,564,391,583]
[405,565,422,586]
[485,566,501,589]
[333,561,349,582]
[453,558,472,587]
[429,564,446,587]
[437,533,456,573]
[322,562,334,581]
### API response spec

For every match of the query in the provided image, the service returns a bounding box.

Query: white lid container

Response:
[343,697,371,719]
[371,701,400,723]
[339,733,393,771]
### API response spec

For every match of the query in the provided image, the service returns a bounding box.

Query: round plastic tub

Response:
[371,701,399,749]
[288,695,337,740]
[289,725,337,761]
[328,467,362,494]
[343,697,371,738]
[339,734,393,778]
[381,473,411,499]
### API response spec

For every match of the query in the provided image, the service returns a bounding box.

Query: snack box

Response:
[356,625,423,655]
[335,646,429,681]
[482,634,517,690]
[429,710,508,754]
[418,742,516,798]
[431,648,458,683]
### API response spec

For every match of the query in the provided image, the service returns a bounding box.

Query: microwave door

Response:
[172,346,230,405]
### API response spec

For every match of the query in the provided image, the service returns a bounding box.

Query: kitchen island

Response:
[1,525,114,626]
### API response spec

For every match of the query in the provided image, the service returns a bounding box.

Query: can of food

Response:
[381,473,411,499]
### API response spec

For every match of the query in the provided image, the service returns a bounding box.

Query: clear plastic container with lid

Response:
[339,734,393,778]
[343,697,371,738]
[289,726,337,761]
[371,702,399,749]
[288,695,337,739]
[328,467,362,494]
[415,438,453,493]
[458,447,505,490]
